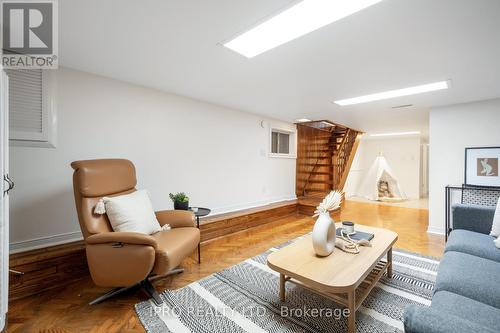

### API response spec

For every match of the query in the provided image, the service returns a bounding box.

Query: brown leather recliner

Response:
[71,159,200,305]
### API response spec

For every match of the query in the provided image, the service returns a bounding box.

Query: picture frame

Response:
[465,147,500,188]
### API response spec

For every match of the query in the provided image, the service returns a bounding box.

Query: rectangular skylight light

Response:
[334,81,449,106]
[370,131,421,137]
[224,0,383,58]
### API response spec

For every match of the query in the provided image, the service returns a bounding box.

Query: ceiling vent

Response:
[391,104,413,109]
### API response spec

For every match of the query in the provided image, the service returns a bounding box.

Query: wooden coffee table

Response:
[267,224,398,333]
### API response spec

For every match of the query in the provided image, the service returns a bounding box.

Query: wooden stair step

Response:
[296,174,331,178]
[297,195,341,216]
[305,185,330,191]
[306,179,333,184]
[307,143,330,147]
[297,177,332,182]
[305,186,330,191]
[304,151,330,154]
[302,191,329,197]
[302,155,330,159]
[306,149,331,152]
[297,163,330,166]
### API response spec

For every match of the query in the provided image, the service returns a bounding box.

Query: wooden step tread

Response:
[296,175,332,179]
[305,179,333,184]
[305,185,330,190]
[301,155,330,159]
[297,163,330,166]
[297,176,332,181]
[305,149,331,152]
[301,192,328,198]
[299,156,330,159]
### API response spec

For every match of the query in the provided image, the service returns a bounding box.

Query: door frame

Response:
[0,68,9,331]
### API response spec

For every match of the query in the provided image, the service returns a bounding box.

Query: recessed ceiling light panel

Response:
[370,131,421,137]
[391,104,413,109]
[334,81,449,106]
[224,0,383,58]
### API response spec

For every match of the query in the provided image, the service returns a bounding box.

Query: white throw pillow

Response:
[490,197,500,237]
[102,190,161,235]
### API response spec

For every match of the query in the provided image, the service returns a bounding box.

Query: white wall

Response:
[343,138,365,197]
[9,68,296,252]
[344,136,422,199]
[428,98,500,234]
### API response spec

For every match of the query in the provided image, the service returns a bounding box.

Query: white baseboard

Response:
[427,226,445,235]
[10,231,83,254]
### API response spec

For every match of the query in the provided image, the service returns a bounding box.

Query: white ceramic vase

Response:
[312,212,336,256]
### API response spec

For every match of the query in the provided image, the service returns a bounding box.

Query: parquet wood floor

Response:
[6,200,444,333]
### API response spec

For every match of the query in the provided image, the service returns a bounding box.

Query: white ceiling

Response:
[59,0,500,134]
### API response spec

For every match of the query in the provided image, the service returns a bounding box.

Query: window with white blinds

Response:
[6,69,54,145]
[269,126,296,158]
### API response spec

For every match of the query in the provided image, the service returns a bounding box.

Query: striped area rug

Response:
[135,236,439,332]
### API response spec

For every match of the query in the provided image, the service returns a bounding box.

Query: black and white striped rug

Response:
[135,236,438,332]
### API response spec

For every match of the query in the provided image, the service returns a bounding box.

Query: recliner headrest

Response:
[71,159,136,197]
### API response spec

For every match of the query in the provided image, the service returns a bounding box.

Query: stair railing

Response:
[332,129,358,190]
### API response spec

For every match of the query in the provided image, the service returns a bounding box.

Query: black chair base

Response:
[88,267,184,305]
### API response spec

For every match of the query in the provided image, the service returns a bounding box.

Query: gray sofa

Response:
[404,204,500,333]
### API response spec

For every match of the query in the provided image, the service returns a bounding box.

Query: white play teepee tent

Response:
[358,153,407,201]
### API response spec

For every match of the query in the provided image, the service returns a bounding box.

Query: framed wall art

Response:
[465,147,500,188]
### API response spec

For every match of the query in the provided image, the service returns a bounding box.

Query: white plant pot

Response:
[312,212,336,256]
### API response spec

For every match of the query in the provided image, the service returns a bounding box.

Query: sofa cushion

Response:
[435,251,500,308]
[431,291,500,330]
[404,304,497,333]
[446,229,500,263]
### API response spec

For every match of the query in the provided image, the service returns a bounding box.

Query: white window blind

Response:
[6,69,53,144]
[271,131,290,154]
[269,126,296,158]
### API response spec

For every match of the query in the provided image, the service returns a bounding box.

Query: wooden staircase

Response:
[296,120,362,215]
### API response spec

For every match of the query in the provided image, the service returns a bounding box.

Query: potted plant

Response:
[169,192,189,210]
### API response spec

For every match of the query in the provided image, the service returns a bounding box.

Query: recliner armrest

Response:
[155,210,196,228]
[86,232,158,249]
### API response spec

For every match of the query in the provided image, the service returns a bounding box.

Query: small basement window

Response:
[269,128,296,158]
[271,131,289,154]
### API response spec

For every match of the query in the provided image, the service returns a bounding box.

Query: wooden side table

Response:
[189,207,210,263]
